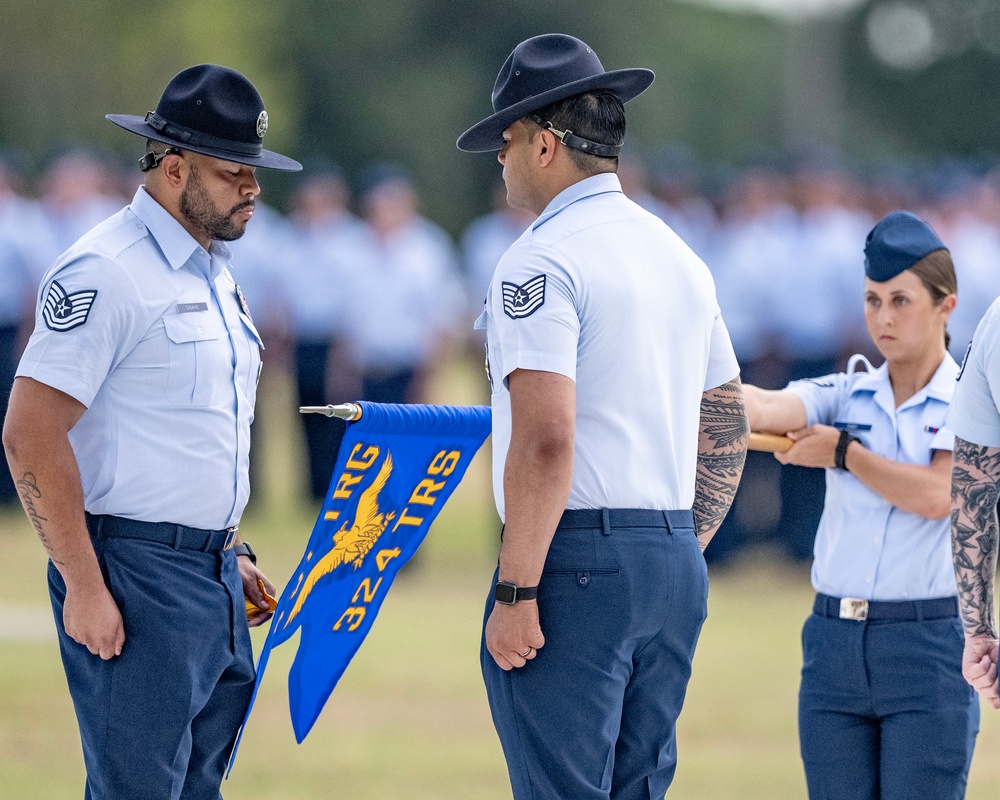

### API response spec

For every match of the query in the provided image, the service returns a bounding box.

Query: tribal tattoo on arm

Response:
[694,378,749,550]
[951,436,1000,638]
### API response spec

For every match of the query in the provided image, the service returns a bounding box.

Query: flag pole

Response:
[298,403,363,421]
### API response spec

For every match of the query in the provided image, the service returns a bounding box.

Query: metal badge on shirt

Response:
[502,274,546,319]
[235,284,254,322]
[234,283,264,349]
[42,280,98,332]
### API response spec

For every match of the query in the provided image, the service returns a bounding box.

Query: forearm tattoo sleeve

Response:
[951,436,1000,638]
[694,378,749,547]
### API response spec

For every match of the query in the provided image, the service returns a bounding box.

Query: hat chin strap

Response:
[528,114,622,158]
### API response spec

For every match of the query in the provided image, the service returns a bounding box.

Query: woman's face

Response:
[864,270,955,364]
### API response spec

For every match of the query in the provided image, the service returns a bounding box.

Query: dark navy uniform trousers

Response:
[482,508,707,800]
[49,515,255,800]
[799,595,979,799]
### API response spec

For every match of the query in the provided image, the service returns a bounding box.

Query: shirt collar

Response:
[531,173,624,232]
[849,352,959,407]
[918,352,960,404]
[129,187,231,278]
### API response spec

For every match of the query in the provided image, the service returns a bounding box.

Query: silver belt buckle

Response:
[839,597,869,621]
[223,527,238,550]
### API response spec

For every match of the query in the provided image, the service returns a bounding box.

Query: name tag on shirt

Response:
[834,421,872,432]
[176,302,209,314]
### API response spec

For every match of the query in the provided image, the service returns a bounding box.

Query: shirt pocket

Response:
[162,313,231,406]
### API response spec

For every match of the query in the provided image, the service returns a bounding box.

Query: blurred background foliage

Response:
[1,0,998,234]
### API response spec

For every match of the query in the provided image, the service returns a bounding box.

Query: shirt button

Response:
[578,574,589,586]
[865,576,872,583]
[872,535,880,543]
[197,326,204,334]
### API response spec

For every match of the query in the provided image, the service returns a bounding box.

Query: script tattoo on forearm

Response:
[15,472,62,566]
[951,437,1000,638]
[694,379,749,547]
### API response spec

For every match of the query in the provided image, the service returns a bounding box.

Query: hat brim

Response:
[456,68,654,153]
[106,114,303,172]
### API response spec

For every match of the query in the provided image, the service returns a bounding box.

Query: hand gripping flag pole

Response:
[228,401,491,774]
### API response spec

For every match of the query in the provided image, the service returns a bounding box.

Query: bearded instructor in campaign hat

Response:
[3,65,300,799]
[458,34,748,799]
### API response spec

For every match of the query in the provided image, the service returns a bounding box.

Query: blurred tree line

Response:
[0,0,998,233]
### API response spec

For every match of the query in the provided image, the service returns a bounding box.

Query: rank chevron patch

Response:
[42,281,98,332]
[502,274,546,319]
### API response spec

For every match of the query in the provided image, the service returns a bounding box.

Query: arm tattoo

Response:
[694,378,749,547]
[951,436,1000,638]
[15,471,63,566]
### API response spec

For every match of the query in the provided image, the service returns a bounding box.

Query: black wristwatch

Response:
[835,430,860,472]
[233,542,257,565]
[494,580,538,605]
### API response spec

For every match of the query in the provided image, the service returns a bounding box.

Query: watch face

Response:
[494,582,517,605]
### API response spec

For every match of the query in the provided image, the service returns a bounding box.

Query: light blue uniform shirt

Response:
[340,217,465,372]
[950,296,1000,447]
[17,187,262,530]
[477,174,738,521]
[786,354,959,601]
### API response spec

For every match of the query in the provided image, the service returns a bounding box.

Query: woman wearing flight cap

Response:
[744,211,978,798]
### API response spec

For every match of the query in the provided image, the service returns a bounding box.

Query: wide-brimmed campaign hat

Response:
[107,64,302,172]
[457,34,654,153]
[864,210,947,282]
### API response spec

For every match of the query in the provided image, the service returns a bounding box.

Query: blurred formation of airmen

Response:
[3,140,1000,552]
[344,164,465,406]
[282,165,365,500]
[236,163,468,501]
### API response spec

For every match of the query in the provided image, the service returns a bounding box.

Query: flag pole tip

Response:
[298,403,363,421]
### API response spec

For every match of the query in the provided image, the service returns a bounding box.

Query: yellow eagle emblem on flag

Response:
[285,454,396,627]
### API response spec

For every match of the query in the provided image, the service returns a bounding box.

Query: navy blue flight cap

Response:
[864,210,947,282]
[457,34,654,153]
[107,64,302,172]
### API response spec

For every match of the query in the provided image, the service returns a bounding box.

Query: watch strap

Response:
[835,430,859,471]
[513,585,538,602]
[233,542,257,564]
[494,580,539,604]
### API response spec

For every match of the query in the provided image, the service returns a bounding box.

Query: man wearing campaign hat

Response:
[3,65,300,798]
[458,34,748,797]
[743,211,977,797]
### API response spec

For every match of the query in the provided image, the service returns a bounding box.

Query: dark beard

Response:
[179,163,252,242]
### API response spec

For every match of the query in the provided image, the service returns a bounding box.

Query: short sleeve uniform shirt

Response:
[16,187,262,530]
[786,355,959,600]
[949,297,1000,448]
[477,174,739,521]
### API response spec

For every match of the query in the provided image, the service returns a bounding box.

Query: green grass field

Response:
[2,364,999,798]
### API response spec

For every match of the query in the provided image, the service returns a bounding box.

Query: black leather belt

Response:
[558,508,694,531]
[814,593,957,622]
[87,513,238,552]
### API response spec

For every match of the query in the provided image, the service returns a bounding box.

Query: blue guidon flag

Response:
[229,402,491,767]
[502,274,546,319]
[42,281,98,332]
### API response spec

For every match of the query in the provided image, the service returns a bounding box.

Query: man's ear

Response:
[537,129,557,167]
[159,153,187,189]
